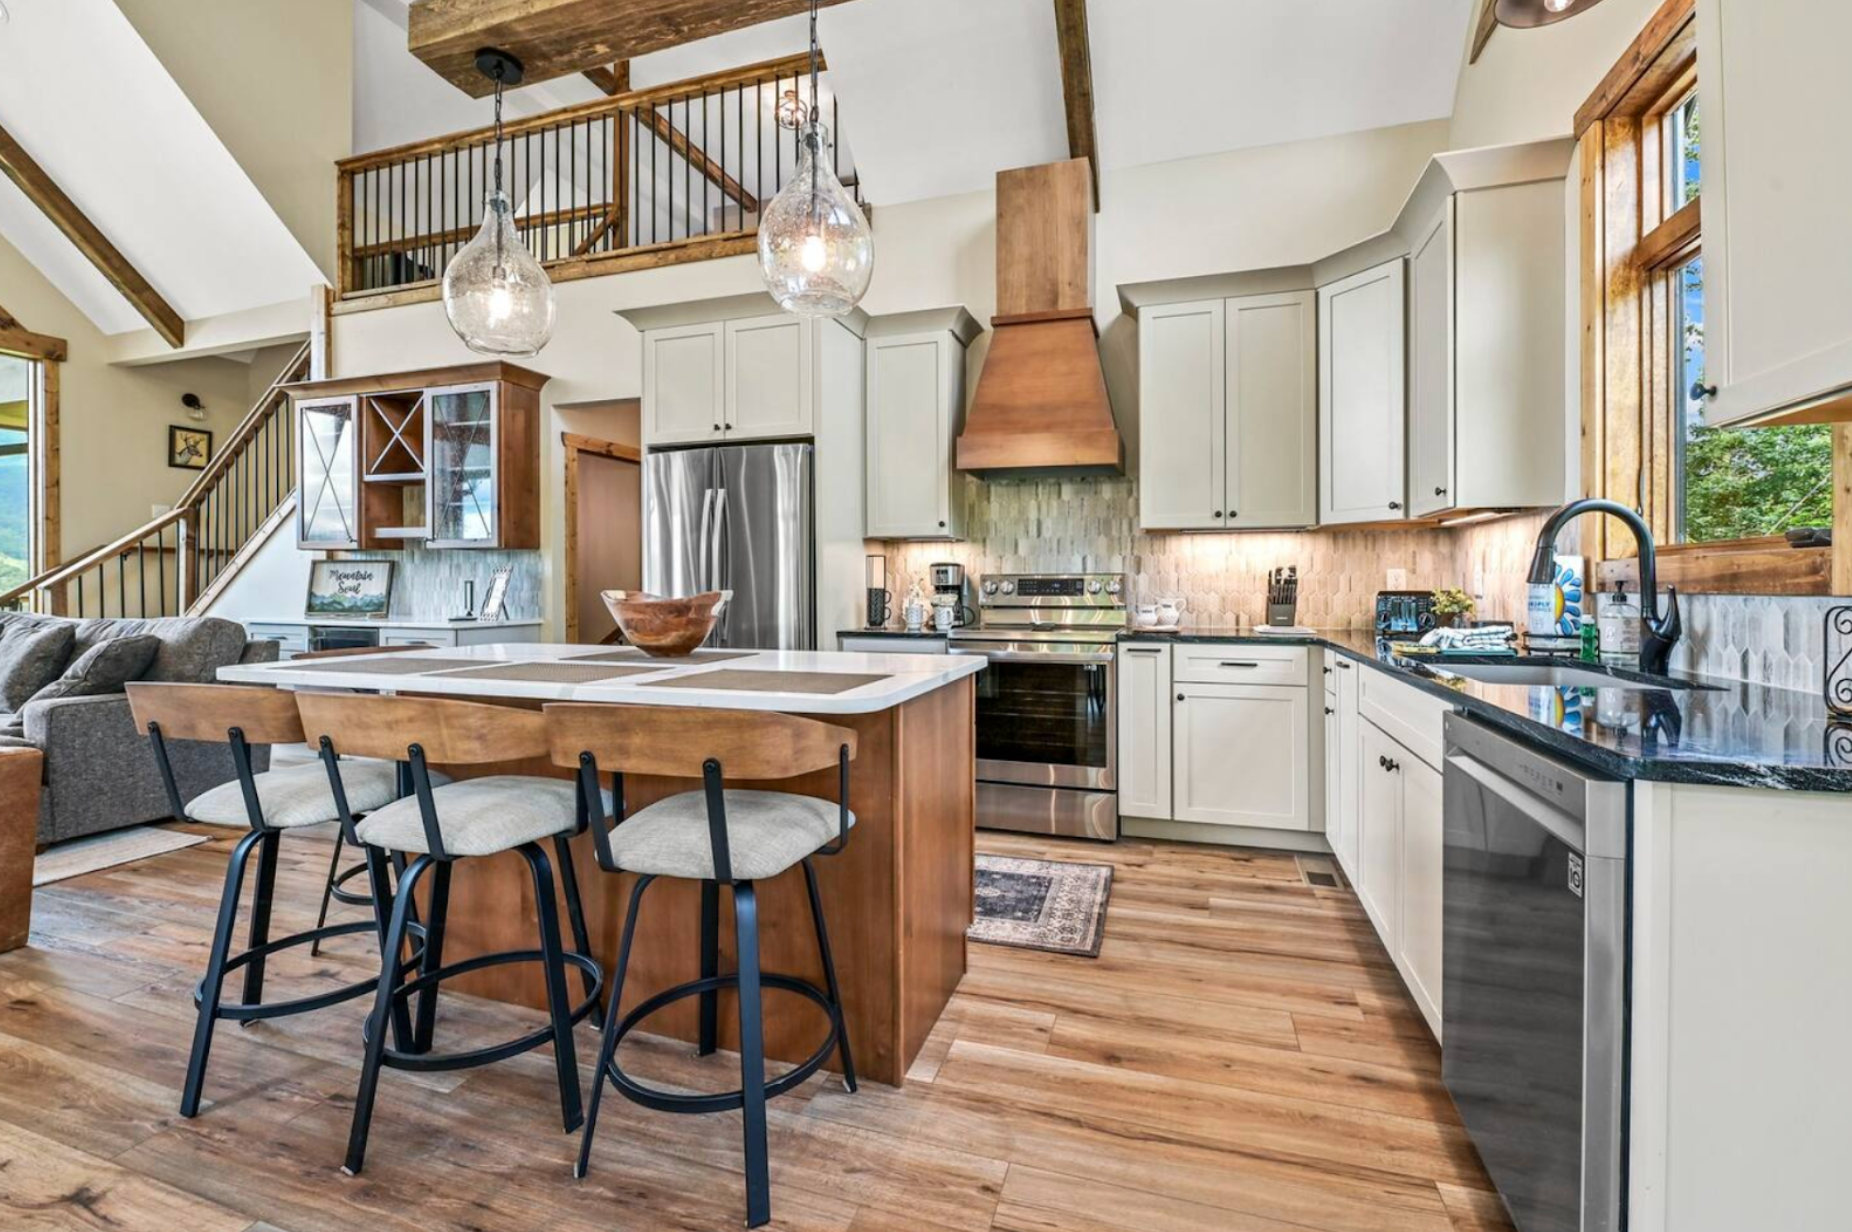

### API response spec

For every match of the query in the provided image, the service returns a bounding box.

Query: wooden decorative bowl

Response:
[600,590,731,657]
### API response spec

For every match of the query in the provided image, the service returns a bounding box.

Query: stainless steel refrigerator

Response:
[642,442,816,650]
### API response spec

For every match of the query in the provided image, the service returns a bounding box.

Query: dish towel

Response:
[1419,624,1516,653]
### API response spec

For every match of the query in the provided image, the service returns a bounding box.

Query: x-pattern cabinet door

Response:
[297,396,359,549]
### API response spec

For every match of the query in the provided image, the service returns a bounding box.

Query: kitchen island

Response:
[220,644,984,1086]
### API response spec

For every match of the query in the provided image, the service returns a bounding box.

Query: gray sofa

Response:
[0,613,278,845]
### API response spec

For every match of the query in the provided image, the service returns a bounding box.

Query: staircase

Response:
[0,342,311,620]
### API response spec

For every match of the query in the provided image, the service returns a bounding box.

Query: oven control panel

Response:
[977,573,1126,608]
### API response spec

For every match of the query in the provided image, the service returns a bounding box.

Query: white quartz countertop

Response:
[218,642,987,715]
[242,617,545,629]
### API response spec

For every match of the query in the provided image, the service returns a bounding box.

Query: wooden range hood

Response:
[956,159,1123,474]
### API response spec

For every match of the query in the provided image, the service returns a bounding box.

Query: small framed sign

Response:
[305,559,396,620]
[168,424,212,470]
[479,565,513,621]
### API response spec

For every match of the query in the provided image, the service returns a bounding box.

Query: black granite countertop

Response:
[1121,627,1852,792]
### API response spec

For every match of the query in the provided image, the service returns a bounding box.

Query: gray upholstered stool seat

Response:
[188,759,402,829]
[610,790,857,882]
[357,775,610,858]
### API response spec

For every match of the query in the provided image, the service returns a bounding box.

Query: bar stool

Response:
[126,682,415,1119]
[296,691,604,1176]
[546,703,859,1230]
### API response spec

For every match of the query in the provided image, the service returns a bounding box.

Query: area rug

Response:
[969,854,1113,957]
[32,826,208,887]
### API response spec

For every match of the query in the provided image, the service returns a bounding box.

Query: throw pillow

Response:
[0,620,75,711]
[24,633,161,706]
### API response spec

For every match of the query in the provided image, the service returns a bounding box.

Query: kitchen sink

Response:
[1434,662,1712,692]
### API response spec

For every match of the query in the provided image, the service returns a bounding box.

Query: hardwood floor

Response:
[0,823,1515,1231]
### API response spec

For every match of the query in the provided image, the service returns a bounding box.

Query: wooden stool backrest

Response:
[126,682,305,745]
[295,691,549,765]
[543,704,857,780]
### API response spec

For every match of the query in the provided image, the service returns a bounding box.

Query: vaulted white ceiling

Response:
[0,0,325,338]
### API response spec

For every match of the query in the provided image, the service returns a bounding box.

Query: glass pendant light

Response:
[1495,0,1607,28]
[758,0,873,317]
[443,49,556,356]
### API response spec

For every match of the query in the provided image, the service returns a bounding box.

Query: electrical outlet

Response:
[1387,568,1408,590]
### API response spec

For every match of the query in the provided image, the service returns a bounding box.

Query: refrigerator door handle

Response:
[695,488,715,592]
[711,488,729,642]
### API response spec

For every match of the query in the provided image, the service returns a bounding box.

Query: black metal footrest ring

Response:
[193,919,426,1022]
[602,971,844,1115]
[361,948,604,1074]
[328,860,374,907]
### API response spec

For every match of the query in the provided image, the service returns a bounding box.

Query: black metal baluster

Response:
[703,91,710,236]
[138,542,146,616]
[683,94,691,241]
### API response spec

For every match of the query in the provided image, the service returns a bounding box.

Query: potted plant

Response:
[1431,587,1475,628]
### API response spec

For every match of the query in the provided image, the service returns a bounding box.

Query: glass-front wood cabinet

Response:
[297,396,359,549]
[426,383,498,548]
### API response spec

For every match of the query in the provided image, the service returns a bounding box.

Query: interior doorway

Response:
[562,432,642,643]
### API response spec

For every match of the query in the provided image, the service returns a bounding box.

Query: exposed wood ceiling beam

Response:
[409,0,858,96]
[1470,0,1499,65]
[582,61,628,96]
[1051,0,1099,211]
[0,123,184,348]
[636,108,761,214]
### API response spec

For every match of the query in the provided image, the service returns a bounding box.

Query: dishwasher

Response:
[1441,713,1628,1232]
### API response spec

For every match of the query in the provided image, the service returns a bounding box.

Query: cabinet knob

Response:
[938,521,947,528]
[1434,487,1447,497]
[1322,667,1332,675]
[1176,694,1186,702]
[1324,706,1334,715]
[1388,501,1403,511]
[1386,758,1401,773]
[712,424,721,432]
[1212,511,1223,519]
[1228,510,1237,520]
[1691,381,1717,401]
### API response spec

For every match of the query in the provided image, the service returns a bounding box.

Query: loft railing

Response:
[335,53,863,301]
[0,342,311,619]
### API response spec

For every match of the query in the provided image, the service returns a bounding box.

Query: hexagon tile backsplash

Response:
[876,477,1831,692]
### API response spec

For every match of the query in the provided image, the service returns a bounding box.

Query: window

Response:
[1580,0,1841,591]
[0,355,33,594]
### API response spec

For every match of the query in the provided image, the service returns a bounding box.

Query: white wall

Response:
[331,118,1450,637]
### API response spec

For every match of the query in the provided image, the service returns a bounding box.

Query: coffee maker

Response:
[929,563,975,628]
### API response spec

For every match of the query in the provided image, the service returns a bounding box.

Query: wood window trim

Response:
[1,318,62,598]
[1578,0,1843,595]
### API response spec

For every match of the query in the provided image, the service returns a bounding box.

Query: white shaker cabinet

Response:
[1173,682,1310,831]
[1328,658,1363,880]
[1398,751,1444,1035]
[1697,0,1852,427]
[1225,291,1317,529]
[1116,644,1173,821]
[1406,208,1454,519]
[1356,719,1405,948]
[864,308,979,540]
[724,315,813,441]
[1137,299,1224,531]
[1318,260,1407,525]
[642,321,726,446]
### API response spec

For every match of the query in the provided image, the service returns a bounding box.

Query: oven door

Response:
[951,645,1115,790]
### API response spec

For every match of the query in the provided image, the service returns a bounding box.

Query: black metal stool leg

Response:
[523,842,583,1133]
[576,873,652,1181]
[239,831,280,1011]
[697,880,720,1056]
[734,881,771,1229]
[345,853,430,1176]
[412,861,452,1055]
[309,826,347,958]
[802,860,857,1093]
[181,828,263,1118]
[361,844,415,1053]
[552,834,604,1023]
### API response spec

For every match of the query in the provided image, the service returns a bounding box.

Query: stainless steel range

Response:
[950,572,1125,841]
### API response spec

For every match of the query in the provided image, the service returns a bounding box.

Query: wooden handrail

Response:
[176,340,311,508]
[337,52,822,174]
[0,509,187,608]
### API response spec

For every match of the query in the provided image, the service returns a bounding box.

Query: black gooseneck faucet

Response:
[1527,499,1683,675]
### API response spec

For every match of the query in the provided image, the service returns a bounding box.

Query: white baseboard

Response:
[1121,816,1334,855]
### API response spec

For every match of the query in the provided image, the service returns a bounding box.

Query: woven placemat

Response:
[289,656,485,676]
[430,662,668,684]
[639,668,890,695]
[565,649,757,665]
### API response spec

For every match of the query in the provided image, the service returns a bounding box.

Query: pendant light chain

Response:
[491,68,506,266]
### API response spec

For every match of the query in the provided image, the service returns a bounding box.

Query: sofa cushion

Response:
[74,617,249,683]
[26,634,160,706]
[0,620,75,711]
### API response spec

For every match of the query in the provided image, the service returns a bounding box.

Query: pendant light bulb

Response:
[443,50,556,357]
[758,0,872,317]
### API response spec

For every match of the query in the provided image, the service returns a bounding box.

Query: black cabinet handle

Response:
[1386,758,1401,773]
[1337,662,1352,671]
[712,423,721,431]
[1322,667,1332,675]
[1692,381,1717,401]
[938,521,947,528]
[1218,661,1260,669]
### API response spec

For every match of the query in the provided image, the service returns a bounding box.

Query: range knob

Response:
[982,579,999,596]
[1000,580,1016,595]
[1087,579,1103,594]
[1105,578,1122,595]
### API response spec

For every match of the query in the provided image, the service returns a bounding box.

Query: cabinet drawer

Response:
[383,630,455,648]
[1358,666,1451,772]
[1173,643,1306,686]
[839,635,948,655]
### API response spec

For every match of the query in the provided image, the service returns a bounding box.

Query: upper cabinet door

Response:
[1319,260,1407,525]
[1225,291,1317,529]
[725,315,814,440]
[866,331,958,538]
[1407,203,1455,519]
[644,322,726,446]
[1699,0,1852,427]
[425,383,500,548]
[1139,299,1226,531]
[297,396,359,549]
